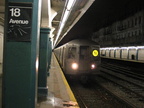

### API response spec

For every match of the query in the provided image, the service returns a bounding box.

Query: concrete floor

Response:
[36,54,78,108]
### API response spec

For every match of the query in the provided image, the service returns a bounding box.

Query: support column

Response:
[2,0,41,108]
[38,28,51,97]
[47,38,52,76]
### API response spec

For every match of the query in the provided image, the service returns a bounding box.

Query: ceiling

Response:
[0,0,94,47]
[59,0,144,45]
[0,0,143,47]
[50,0,95,47]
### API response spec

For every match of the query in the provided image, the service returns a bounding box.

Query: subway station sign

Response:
[7,2,32,42]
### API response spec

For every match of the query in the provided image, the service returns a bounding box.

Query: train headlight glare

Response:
[91,64,96,69]
[71,63,78,70]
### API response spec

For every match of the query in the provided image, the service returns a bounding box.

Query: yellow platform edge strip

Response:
[53,53,77,102]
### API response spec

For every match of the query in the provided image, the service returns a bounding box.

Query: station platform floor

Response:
[0,53,79,108]
[37,53,79,108]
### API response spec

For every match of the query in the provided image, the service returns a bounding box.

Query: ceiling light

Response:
[67,0,76,10]
[54,0,76,47]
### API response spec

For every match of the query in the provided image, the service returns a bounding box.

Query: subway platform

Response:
[0,53,79,108]
[37,53,79,108]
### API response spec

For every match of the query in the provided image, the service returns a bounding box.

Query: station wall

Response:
[92,10,144,47]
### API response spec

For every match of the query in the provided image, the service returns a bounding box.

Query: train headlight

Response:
[71,63,78,70]
[91,64,96,69]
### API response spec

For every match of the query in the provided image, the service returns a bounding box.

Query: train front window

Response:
[68,47,76,59]
[80,46,89,60]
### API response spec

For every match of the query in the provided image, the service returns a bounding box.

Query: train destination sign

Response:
[7,3,32,42]
[92,50,99,57]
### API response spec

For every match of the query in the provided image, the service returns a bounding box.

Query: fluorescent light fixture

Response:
[54,0,76,47]
[62,10,69,23]
[54,23,64,45]
[67,0,76,10]
[54,11,69,44]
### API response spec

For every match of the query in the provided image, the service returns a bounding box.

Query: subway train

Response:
[100,46,144,62]
[54,39,101,81]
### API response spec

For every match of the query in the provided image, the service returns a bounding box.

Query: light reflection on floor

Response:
[37,92,79,108]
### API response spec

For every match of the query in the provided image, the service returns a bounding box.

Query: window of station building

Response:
[123,33,125,38]
[135,31,137,36]
[126,33,128,38]
[138,16,142,25]
[115,26,117,31]
[124,33,127,38]
[128,32,130,37]
[124,22,127,29]
[131,19,134,27]
[132,31,134,36]
[68,47,76,59]
[130,32,132,37]
[139,30,141,35]
[120,34,122,39]
[135,17,137,26]
[128,20,130,28]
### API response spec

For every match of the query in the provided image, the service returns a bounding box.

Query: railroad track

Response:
[68,79,130,108]
[69,82,100,108]
[95,62,144,107]
[102,62,144,80]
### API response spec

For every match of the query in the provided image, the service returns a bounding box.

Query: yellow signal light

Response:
[92,50,98,57]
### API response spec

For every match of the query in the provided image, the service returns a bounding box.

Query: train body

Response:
[54,39,101,79]
[100,46,144,62]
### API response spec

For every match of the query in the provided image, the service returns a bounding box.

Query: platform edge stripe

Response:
[53,53,77,102]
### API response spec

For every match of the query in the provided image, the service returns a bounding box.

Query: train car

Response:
[54,39,101,81]
[100,46,144,62]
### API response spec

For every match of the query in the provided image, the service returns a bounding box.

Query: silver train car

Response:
[100,46,144,62]
[54,39,101,80]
